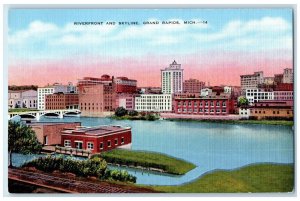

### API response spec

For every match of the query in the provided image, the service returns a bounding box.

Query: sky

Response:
[7,8,293,87]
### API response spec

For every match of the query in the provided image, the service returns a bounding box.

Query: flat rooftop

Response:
[62,125,131,136]
[28,122,81,126]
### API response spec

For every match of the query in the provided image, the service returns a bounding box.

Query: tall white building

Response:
[37,87,55,110]
[240,71,264,94]
[283,68,293,83]
[135,94,172,112]
[161,60,183,94]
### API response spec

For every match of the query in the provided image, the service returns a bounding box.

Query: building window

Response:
[114,138,118,145]
[121,137,124,144]
[64,140,71,147]
[107,140,111,147]
[273,111,276,114]
[99,142,104,150]
[87,142,94,150]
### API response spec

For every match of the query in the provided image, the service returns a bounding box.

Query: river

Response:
[12,116,294,186]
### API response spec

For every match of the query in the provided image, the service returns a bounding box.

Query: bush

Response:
[128,110,138,116]
[115,107,128,117]
[22,155,135,183]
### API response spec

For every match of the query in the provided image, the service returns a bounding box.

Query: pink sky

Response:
[8,50,293,87]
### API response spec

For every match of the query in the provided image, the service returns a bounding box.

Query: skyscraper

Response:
[161,60,184,94]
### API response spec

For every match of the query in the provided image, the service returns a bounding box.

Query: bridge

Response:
[8,109,81,121]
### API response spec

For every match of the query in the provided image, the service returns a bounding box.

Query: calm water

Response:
[13,116,294,185]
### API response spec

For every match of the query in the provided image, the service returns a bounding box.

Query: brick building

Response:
[174,95,235,115]
[248,101,293,120]
[29,122,81,145]
[116,94,136,111]
[45,93,79,110]
[77,75,116,117]
[183,78,205,93]
[61,125,132,154]
[115,77,137,93]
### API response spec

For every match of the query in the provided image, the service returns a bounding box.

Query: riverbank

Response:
[93,149,196,175]
[111,114,159,121]
[150,163,294,193]
[166,118,293,126]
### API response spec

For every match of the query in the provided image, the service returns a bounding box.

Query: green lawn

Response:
[94,149,196,175]
[167,118,294,126]
[151,163,294,193]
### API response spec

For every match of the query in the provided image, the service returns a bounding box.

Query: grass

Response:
[94,149,196,175]
[167,118,294,126]
[151,163,294,193]
[8,108,39,113]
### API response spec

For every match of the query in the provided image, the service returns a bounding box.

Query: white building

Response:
[283,68,293,83]
[240,71,264,94]
[200,88,212,97]
[245,88,274,105]
[135,94,172,112]
[37,87,55,110]
[239,108,250,119]
[223,86,232,94]
[161,60,183,94]
[8,90,37,109]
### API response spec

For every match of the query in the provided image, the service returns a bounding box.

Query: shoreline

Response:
[164,117,293,126]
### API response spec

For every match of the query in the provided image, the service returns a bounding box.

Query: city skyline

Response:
[8,9,293,87]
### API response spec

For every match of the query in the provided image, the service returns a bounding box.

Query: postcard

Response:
[6,7,294,194]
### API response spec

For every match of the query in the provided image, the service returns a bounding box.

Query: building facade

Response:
[61,125,132,154]
[116,94,136,111]
[174,96,235,115]
[37,83,76,110]
[29,122,81,145]
[274,91,293,101]
[240,71,264,94]
[45,93,79,110]
[8,90,37,109]
[161,60,183,94]
[245,88,274,105]
[115,77,137,93]
[77,76,116,117]
[248,101,293,120]
[283,68,293,83]
[135,94,172,112]
[183,78,205,93]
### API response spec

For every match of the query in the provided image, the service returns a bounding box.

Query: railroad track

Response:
[8,168,136,193]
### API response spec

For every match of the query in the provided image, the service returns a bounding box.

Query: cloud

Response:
[8,16,292,60]
[193,17,292,47]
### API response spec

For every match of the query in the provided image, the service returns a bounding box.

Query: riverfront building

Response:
[77,76,116,117]
[243,101,293,120]
[135,94,172,112]
[245,88,274,105]
[29,122,81,145]
[161,60,183,94]
[174,95,235,115]
[8,90,37,109]
[61,125,132,154]
[37,82,76,110]
[45,93,79,110]
[116,94,136,111]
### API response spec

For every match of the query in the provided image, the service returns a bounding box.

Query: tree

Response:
[8,121,42,167]
[238,96,249,107]
[128,110,138,116]
[115,107,128,117]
